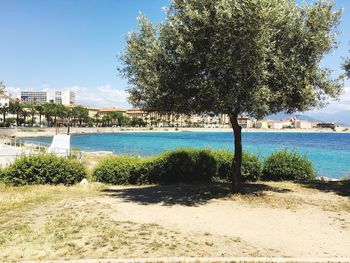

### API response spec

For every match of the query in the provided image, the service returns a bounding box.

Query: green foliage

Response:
[147,149,218,183]
[344,57,350,78]
[262,150,315,181]
[213,150,261,182]
[93,148,262,185]
[130,117,146,127]
[0,154,86,186]
[121,0,342,118]
[93,156,142,185]
[120,0,342,192]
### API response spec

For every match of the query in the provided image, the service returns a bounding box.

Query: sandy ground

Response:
[2,181,349,261]
[96,183,350,258]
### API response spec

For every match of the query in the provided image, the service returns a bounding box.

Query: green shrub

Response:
[146,148,217,183]
[93,156,141,185]
[1,154,86,186]
[92,148,262,185]
[93,149,217,184]
[213,150,261,182]
[262,150,315,181]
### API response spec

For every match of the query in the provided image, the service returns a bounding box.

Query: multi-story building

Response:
[295,120,313,129]
[87,107,100,118]
[268,119,292,129]
[55,91,75,105]
[255,120,269,129]
[98,108,127,117]
[21,91,48,104]
[126,109,147,119]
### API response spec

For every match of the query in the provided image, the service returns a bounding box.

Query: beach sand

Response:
[4,126,349,138]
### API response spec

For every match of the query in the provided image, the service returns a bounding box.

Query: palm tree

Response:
[0,81,9,125]
[94,112,100,127]
[75,106,88,127]
[9,100,23,127]
[35,105,44,126]
[22,108,29,125]
[42,103,56,127]
[0,104,9,125]
[23,104,36,126]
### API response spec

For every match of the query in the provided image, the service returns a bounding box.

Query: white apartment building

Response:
[55,91,76,105]
[21,91,48,104]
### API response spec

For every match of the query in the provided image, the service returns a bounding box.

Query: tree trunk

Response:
[67,117,71,135]
[229,114,243,193]
[3,111,5,124]
[39,113,42,126]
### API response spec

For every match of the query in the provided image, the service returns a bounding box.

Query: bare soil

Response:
[1,181,350,261]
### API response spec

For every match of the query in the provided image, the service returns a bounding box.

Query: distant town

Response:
[0,90,346,130]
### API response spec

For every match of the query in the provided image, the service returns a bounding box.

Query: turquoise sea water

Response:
[25,132,350,179]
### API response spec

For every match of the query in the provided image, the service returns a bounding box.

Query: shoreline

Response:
[1,126,349,138]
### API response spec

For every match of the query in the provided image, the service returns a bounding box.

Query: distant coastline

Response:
[1,126,349,138]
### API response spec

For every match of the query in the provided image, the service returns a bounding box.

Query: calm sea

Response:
[25,132,350,179]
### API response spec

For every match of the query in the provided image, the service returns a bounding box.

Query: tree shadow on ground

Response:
[300,180,350,197]
[101,182,292,206]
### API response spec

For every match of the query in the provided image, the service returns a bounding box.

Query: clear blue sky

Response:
[0,0,349,111]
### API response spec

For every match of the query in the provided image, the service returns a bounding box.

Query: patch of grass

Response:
[230,181,350,212]
[0,183,104,214]
[0,196,258,261]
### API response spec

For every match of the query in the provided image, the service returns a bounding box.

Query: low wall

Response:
[0,128,18,137]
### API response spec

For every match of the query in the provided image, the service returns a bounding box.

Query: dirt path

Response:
[1,182,350,261]
[97,183,350,258]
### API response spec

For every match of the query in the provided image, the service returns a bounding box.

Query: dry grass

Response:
[0,182,104,215]
[1,180,350,261]
[229,181,350,212]
[82,152,113,172]
[0,195,261,261]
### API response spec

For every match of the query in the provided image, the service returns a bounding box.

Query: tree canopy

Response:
[121,0,343,119]
[120,0,343,192]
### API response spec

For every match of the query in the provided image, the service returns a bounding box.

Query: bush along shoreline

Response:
[0,148,316,186]
[92,148,315,185]
[0,154,86,186]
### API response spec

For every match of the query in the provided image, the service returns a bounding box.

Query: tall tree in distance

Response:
[120,0,343,192]
[0,81,9,125]
[35,105,44,126]
[0,81,5,94]
[344,51,350,78]
[9,100,23,127]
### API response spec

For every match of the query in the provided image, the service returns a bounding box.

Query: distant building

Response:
[268,120,288,129]
[126,109,147,119]
[87,107,100,118]
[98,108,126,117]
[55,91,75,105]
[317,122,336,129]
[21,91,48,104]
[255,120,269,129]
[295,120,313,129]
[237,116,253,128]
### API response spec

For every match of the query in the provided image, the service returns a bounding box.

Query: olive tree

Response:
[120,0,343,192]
